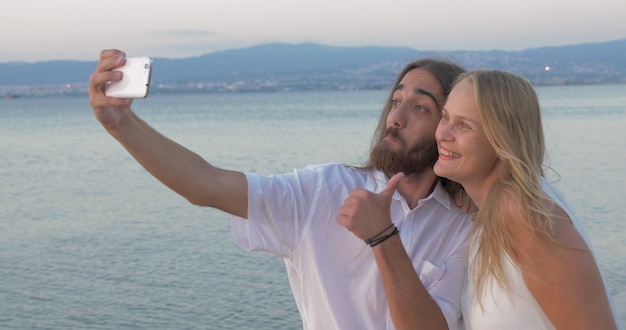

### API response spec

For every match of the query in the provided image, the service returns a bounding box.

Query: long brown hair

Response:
[362,58,465,171]
[356,59,465,196]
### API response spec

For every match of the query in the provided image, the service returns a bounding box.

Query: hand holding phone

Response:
[105,56,153,98]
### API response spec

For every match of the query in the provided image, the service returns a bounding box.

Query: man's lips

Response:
[383,127,404,146]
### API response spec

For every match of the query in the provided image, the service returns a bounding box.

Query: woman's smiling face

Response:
[433,79,499,189]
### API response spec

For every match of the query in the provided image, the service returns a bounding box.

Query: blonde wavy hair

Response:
[460,70,557,297]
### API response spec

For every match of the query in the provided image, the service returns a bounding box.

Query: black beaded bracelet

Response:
[364,225,399,247]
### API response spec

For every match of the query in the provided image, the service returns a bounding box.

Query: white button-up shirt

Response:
[232,163,473,329]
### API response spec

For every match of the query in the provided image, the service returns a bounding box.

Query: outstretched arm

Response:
[337,173,449,330]
[89,49,248,218]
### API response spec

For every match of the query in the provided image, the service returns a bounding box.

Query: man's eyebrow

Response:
[414,87,440,109]
[394,84,440,109]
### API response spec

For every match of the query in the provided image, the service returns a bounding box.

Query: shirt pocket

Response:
[418,260,446,290]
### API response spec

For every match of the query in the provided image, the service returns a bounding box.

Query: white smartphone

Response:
[105,56,153,98]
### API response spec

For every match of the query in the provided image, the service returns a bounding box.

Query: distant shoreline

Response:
[2,41,626,92]
[2,81,626,99]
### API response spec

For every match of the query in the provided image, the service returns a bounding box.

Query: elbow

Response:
[186,195,211,207]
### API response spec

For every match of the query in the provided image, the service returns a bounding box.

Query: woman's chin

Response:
[433,162,452,179]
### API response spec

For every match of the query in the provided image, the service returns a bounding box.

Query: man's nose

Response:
[388,103,408,128]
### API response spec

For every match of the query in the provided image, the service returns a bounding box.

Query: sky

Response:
[1,0,625,63]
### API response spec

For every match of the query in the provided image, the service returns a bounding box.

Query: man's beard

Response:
[371,127,439,178]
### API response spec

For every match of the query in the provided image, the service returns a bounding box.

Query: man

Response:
[89,49,472,329]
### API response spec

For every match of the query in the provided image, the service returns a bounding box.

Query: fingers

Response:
[454,189,461,207]
[454,188,465,208]
[382,172,404,197]
[459,190,468,213]
[336,173,402,239]
[462,191,470,213]
[338,190,364,218]
[336,190,390,240]
[88,70,121,95]
[89,49,133,108]
[342,173,403,218]
[93,49,126,80]
[90,50,126,89]
[454,189,476,213]
[100,49,126,61]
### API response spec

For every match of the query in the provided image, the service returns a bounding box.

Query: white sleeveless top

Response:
[461,177,623,329]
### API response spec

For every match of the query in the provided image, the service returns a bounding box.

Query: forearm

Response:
[373,236,449,330]
[107,110,248,217]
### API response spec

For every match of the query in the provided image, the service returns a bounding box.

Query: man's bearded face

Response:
[371,126,439,178]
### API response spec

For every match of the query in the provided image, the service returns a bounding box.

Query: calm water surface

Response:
[1,86,625,328]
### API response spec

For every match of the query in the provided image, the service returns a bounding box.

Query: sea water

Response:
[1,86,625,329]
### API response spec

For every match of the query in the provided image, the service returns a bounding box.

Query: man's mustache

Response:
[384,126,403,145]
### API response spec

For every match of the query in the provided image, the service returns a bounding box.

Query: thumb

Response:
[381,172,404,198]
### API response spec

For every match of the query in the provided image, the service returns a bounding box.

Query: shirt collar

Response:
[367,170,453,210]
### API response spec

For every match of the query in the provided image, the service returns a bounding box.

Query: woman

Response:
[434,70,621,329]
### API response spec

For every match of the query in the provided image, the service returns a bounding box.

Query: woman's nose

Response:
[435,121,451,141]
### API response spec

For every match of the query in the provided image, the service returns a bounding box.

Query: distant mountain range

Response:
[1,38,625,93]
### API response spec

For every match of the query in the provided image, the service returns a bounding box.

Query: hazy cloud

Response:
[147,30,217,37]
